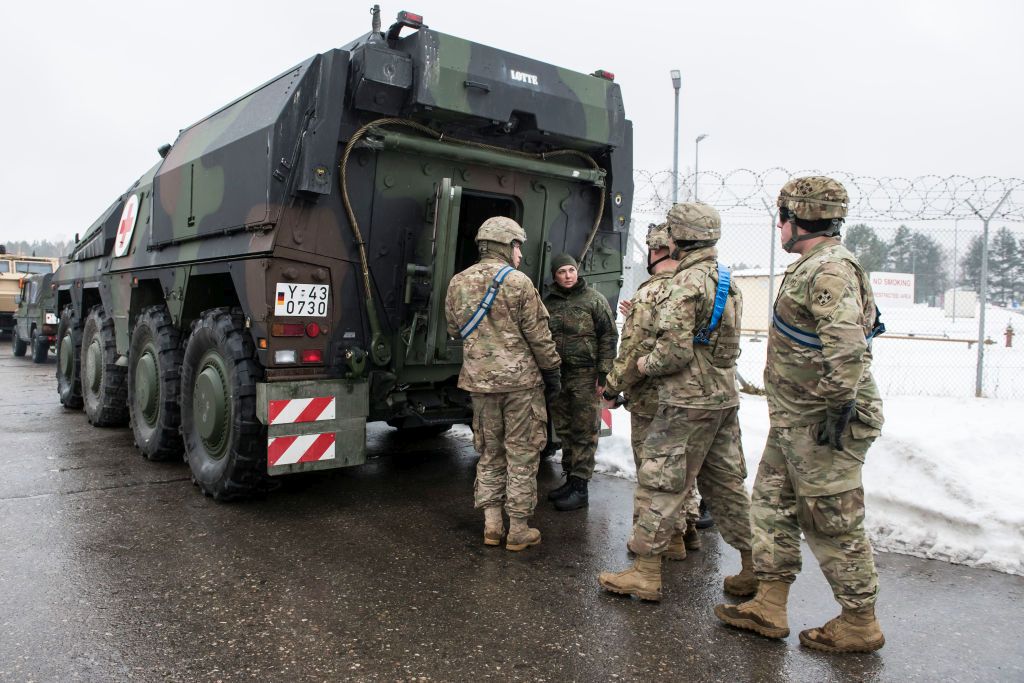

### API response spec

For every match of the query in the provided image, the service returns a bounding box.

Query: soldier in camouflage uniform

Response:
[604,224,701,559]
[543,253,617,511]
[598,203,753,602]
[445,217,562,552]
[715,176,886,653]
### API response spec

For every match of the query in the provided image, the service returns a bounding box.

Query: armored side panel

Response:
[151,56,321,248]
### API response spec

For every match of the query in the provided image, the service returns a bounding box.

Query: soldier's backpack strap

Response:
[459,265,515,340]
[694,263,731,345]
[772,304,886,350]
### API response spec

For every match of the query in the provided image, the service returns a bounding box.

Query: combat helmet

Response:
[476,216,527,245]
[777,176,848,251]
[665,202,720,258]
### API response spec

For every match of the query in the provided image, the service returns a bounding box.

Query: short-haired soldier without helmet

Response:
[715,176,887,653]
[598,202,753,602]
[444,216,561,552]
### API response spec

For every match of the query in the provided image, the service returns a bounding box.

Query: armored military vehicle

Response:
[52,7,632,500]
[0,248,58,336]
[11,272,58,362]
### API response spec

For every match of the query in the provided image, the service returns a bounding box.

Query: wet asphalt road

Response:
[1,352,1022,682]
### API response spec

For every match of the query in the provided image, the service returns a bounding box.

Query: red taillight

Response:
[300,349,323,364]
[398,10,423,26]
[305,322,321,338]
[592,69,615,81]
[271,323,305,337]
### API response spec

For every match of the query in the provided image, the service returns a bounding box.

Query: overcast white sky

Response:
[1,0,1021,245]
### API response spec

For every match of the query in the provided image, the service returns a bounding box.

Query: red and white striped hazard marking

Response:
[267,396,335,425]
[601,407,612,431]
[267,433,336,466]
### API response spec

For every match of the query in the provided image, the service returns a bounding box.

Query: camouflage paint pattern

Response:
[549,368,601,480]
[630,405,751,557]
[445,256,559,393]
[750,425,879,609]
[471,388,547,517]
[50,18,631,482]
[641,246,743,410]
[766,239,884,429]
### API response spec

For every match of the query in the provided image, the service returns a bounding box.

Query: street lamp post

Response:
[694,133,708,201]
[671,70,681,204]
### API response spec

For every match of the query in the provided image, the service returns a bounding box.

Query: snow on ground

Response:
[594,394,1024,577]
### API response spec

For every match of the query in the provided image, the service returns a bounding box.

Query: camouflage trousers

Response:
[630,411,699,530]
[549,368,601,480]
[630,405,751,557]
[750,421,880,610]
[471,387,547,518]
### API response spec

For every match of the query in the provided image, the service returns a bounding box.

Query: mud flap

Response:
[257,379,369,476]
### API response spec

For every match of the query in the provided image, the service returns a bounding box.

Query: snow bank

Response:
[594,395,1024,576]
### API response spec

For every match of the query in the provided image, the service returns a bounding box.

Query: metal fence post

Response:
[968,190,1012,397]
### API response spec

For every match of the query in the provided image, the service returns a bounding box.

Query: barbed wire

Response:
[633,169,1024,222]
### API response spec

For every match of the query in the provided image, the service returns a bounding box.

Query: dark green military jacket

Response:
[543,278,617,375]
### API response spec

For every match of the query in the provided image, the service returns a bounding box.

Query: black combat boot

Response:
[554,476,589,511]
[696,499,714,529]
[547,473,574,501]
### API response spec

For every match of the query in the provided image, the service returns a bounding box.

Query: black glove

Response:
[817,400,856,451]
[541,367,562,403]
[596,372,608,388]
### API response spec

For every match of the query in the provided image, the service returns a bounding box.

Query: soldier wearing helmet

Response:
[599,203,754,602]
[541,252,617,511]
[716,176,886,653]
[602,222,703,556]
[445,216,561,552]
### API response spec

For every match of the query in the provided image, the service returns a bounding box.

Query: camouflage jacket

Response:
[445,256,560,393]
[766,239,884,429]
[642,246,742,409]
[605,270,674,417]
[543,278,617,374]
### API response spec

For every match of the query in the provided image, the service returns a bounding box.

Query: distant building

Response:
[944,289,977,319]
[732,268,786,333]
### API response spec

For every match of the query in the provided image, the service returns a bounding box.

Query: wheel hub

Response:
[193,354,229,458]
[85,338,102,393]
[135,348,159,425]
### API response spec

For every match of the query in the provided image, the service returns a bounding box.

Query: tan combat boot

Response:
[664,532,687,561]
[505,516,541,551]
[799,606,885,653]
[483,507,505,547]
[598,555,663,601]
[723,550,758,597]
[683,521,702,551]
[714,580,791,639]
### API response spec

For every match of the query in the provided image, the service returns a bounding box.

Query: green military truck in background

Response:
[11,272,58,363]
[52,7,632,500]
[0,248,59,337]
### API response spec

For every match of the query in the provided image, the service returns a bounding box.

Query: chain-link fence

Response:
[622,169,1024,399]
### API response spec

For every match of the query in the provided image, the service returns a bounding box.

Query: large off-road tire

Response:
[81,306,129,426]
[180,307,272,501]
[56,305,84,409]
[11,331,27,357]
[31,331,49,363]
[128,305,184,461]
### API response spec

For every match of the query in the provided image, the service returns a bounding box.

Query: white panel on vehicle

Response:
[274,283,330,317]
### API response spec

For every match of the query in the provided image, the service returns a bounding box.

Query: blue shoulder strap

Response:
[773,304,886,350]
[459,265,515,340]
[694,263,731,345]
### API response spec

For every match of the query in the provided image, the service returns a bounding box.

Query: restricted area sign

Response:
[113,194,140,257]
